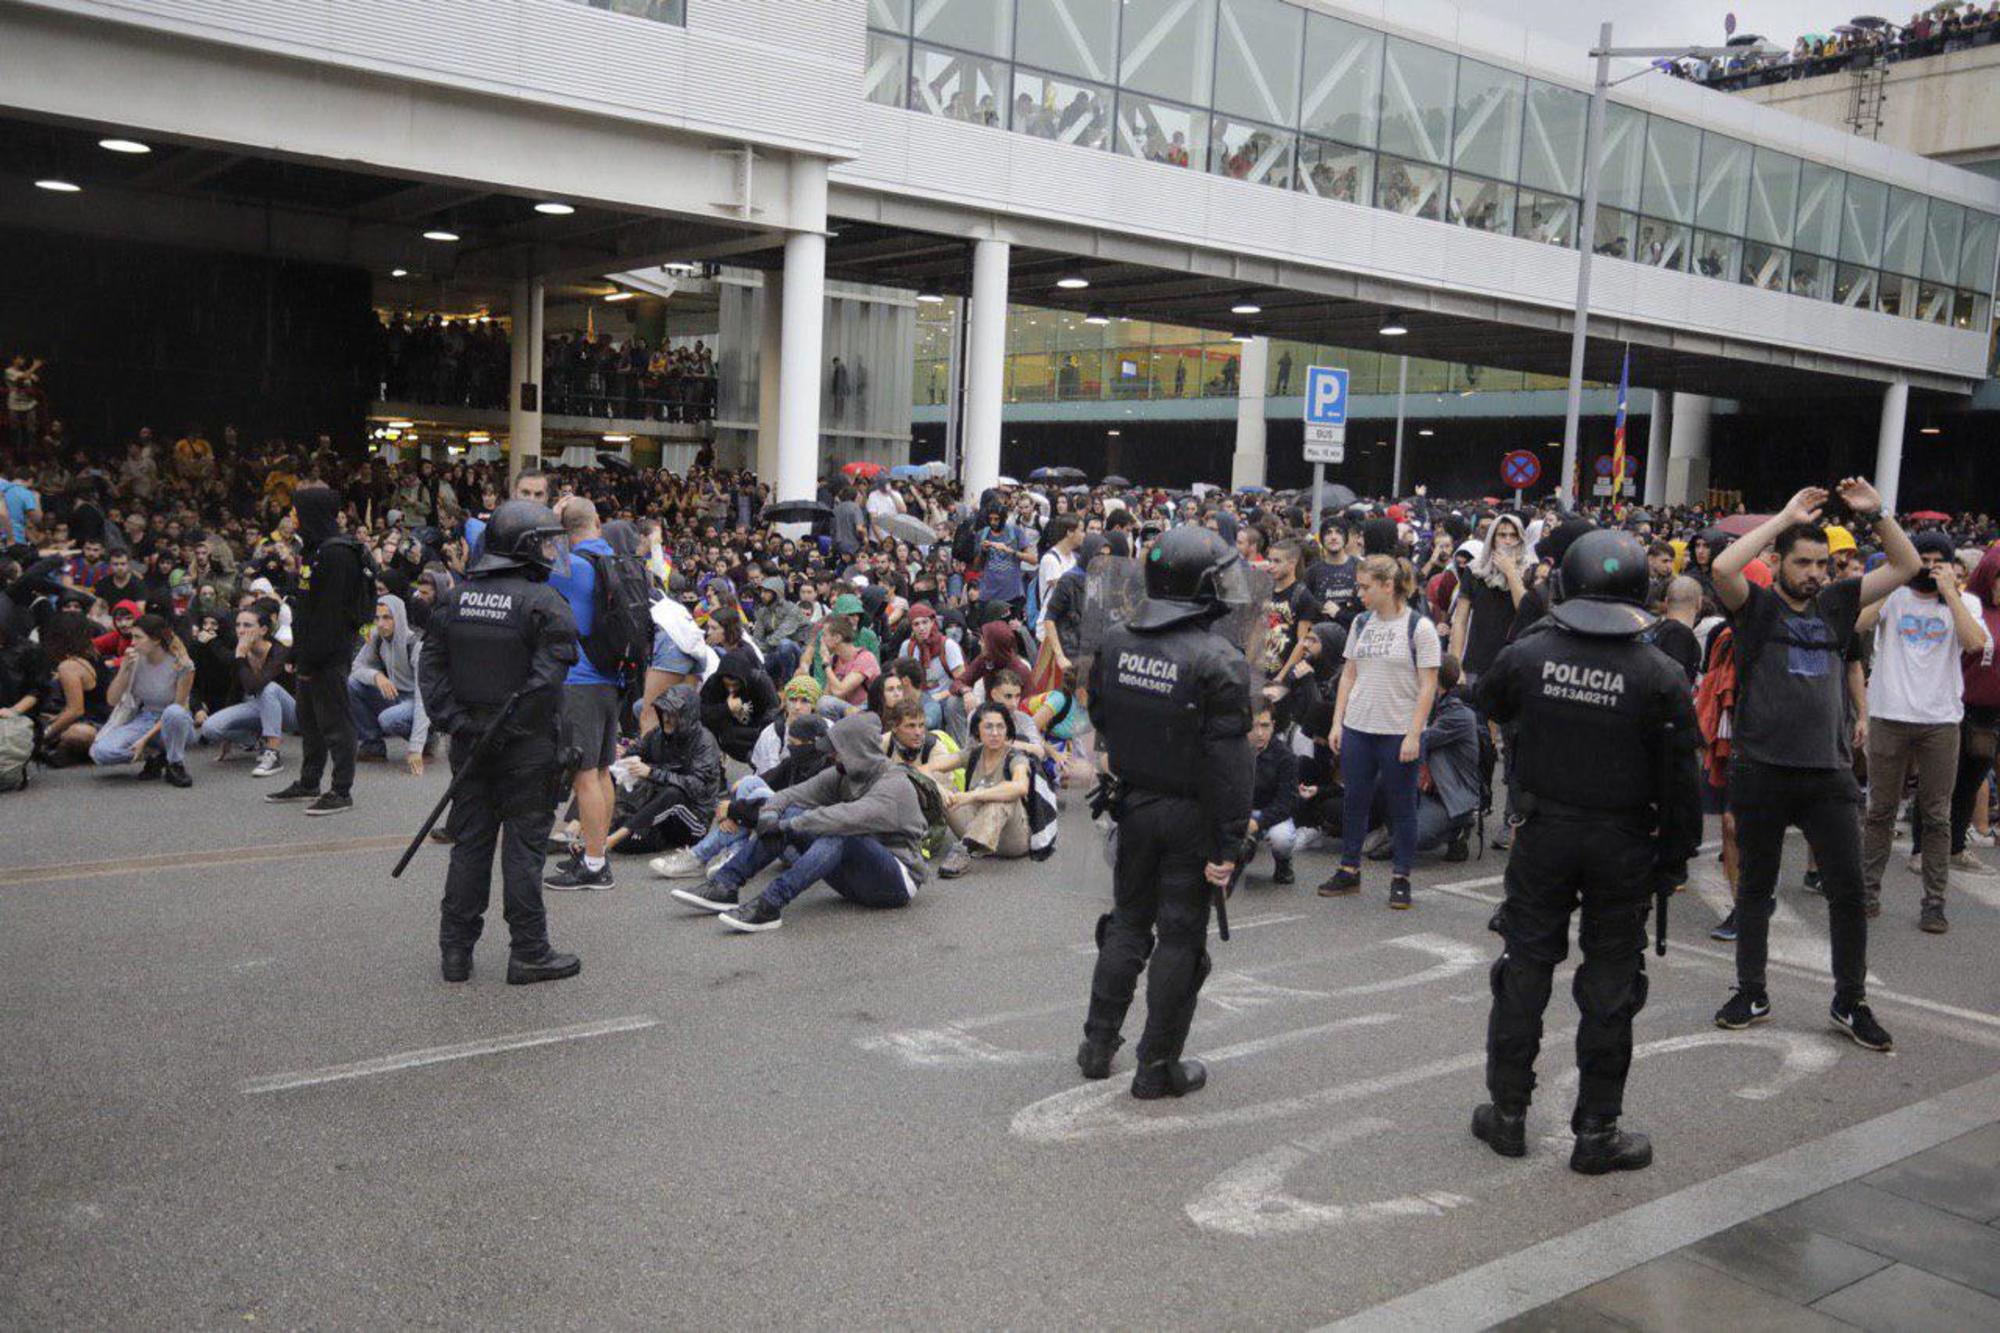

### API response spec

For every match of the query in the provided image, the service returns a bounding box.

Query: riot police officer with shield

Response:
[1077,526,1256,1099]
[1471,530,1702,1173]
[418,500,584,985]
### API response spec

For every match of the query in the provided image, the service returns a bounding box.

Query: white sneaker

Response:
[252,749,283,778]
[649,849,705,879]
[1951,849,1996,876]
[1968,829,1996,848]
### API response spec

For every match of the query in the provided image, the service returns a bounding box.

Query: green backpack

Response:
[904,768,953,862]
[0,713,33,793]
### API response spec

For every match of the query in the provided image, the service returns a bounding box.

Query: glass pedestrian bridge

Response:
[859,0,1997,334]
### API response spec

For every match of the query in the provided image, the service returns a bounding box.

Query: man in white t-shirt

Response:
[864,480,902,522]
[1035,515,1082,621]
[1858,531,1992,930]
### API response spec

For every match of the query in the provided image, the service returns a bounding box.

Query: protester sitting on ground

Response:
[935,701,1035,859]
[92,599,141,667]
[817,613,880,710]
[698,605,778,762]
[1244,703,1302,883]
[954,618,1034,700]
[897,600,968,739]
[656,714,832,890]
[37,609,108,763]
[982,668,1050,761]
[347,593,426,768]
[671,710,927,932]
[880,696,962,784]
[748,674,822,772]
[90,613,197,788]
[196,604,296,777]
[586,684,724,861]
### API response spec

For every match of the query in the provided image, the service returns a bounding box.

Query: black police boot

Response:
[1271,854,1295,885]
[507,949,582,985]
[1570,1117,1653,1175]
[1076,1034,1122,1080]
[1471,1103,1527,1158]
[440,947,473,984]
[1131,1057,1208,1100]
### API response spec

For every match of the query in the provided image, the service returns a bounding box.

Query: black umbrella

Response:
[762,500,832,524]
[1029,465,1087,482]
[1101,474,1132,489]
[596,452,634,473]
[1305,482,1358,511]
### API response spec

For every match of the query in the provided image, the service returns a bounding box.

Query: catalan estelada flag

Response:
[1610,345,1631,503]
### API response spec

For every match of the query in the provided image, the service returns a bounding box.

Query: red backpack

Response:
[1693,625,1737,788]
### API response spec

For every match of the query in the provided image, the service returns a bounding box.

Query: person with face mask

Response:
[590,684,724,859]
[655,713,833,889]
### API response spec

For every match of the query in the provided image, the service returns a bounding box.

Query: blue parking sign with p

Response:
[1306,366,1348,426]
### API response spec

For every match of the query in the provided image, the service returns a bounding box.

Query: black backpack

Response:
[321,535,378,631]
[579,549,654,681]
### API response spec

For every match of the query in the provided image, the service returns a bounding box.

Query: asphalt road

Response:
[4,754,1999,1329]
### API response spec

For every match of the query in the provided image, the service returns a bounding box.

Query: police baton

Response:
[1214,837,1259,942]
[391,690,525,878]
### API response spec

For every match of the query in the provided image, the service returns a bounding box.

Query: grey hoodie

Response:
[767,712,928,881]
[350,593,429,748]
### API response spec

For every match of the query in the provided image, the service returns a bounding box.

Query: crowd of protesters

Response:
[3,403,1997,956]
[1670,6,2000,91]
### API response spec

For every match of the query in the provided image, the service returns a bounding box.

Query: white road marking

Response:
[1185,1118,1475,1238]
[240,1016,658,1094]
[858,1025,1045,1069]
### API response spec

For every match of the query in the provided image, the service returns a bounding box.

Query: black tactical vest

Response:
[443,578,536,708]
[1097,623,1211,797]
[1509,627,1662,814]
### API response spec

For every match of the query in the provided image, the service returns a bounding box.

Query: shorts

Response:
[564,682,622,771]
[650,633,701,676]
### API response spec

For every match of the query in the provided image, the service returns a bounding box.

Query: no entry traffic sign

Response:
[1501,450,1541,490]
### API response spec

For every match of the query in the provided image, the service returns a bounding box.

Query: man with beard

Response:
[1710,481,1918,1052]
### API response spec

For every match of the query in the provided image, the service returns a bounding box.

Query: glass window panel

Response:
[1593,208,1636,260]
[1297,138,1372,204]
[1741,242,1789,291]
[1923,199,1963,285]
[911,0,1011,57]
[1201,344,1243,398]
[1119,0,1217,105]
[1877,272,1915,317]
[864,31,910,107]
[1915,282,1954,324]
[576,0,684,20]
[1013,69,1113,148]
[1793,161,1842,257]
[1790,251,1834,300]
[1008,305,1053,356]
[1881,187,1926,275]
[1520,80,1586,197]
[868,0,910,33]
[1403,358,1449,393]
[1378,38,1456,166]
[1596,104,1645,212]
[1641,117,1701,225]
[1213,0,1304,125]
[1693,231,1740,280]
[1210,116,1294,187]
[1839,174,1887,266]
[1055,349,1106,398]
[1448,174,1514,234]
[1376,156,1446,221]
[1745,148,1800,246]
[1267,341,1309,395]
[1834,264,1878,310]
[1300,13,1381,148]
[1114,93,1206,168]
[1515,190,1576,247]
[1695,133,1751,235]
[1637,217,1691,271]
[1016,0,1119,83]
[1451,59,1524,182]
[1959,213,1999,298]
[1950,289,1978,331]
[911,45,1006,125]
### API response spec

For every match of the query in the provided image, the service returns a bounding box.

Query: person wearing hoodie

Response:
[588,684,724,859]
[1448,512,1531,685]
[265,483,371,816]
[673,711,928,933]
[954,619,1034,700]
[752,576,806,681]
[655,713,833,887]
[698,606,778,762]
[897,600,968,739]
[347,593,428,768]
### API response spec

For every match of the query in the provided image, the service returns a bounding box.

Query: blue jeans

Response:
[92,705,195,766]
[717,828,913,912]
[1341,727,1420,876]
[688,775,773,862]
[347,676,415,747]
[201,683,296,746]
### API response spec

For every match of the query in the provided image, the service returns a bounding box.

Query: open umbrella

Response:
[596,452,634,473]
[1625,506,1654,524]
[1029,465,1087,483]
[1238,484,1271,495]
[1716,513,1772,537]
[1906,510,1951,524]
[1306,481,1359,511]
[871,512,938,546]
[1101,474,1132,489]
[995,475,1019,487]
[924,460,950,477]
[841,460,885,480]
[889,463,929,480]
[762,499,832,525]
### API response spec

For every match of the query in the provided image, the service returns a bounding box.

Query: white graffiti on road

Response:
[1184,1118,1475,1238]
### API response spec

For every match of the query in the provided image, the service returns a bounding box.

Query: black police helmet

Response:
[1551,529,1655,637]
[471,500,562,576]
[1132,524,1238,631]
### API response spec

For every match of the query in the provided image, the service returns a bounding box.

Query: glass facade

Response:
[862,0,1999,320]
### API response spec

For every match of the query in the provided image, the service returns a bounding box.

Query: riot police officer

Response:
[418,500,584,985]
[1471,529,1702,1173]
[1077,525,1255,1099]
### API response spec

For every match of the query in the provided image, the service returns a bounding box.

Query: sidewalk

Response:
[1500,1123,2000,1330]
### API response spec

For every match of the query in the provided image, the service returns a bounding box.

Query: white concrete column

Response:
[1664,392,1712,507]
[1874,378,1908,516]
[963,238,1010,500]
[756,271,783,485]
[1229,336,1270,491]
[1641,388,1670,507]
[508,277,543,485]
[774,156,829,503]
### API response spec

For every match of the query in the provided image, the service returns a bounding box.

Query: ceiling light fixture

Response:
[98,138,151,154]
[1232,332,1255,343]
[1919,426,1941,435]
[34,179,80,193]
[390,267,410,278]
[422,229,459,242]
[534,201,575,215]
[1055,275,1090,290]
[386,419,414,429]
[1379,317,1409,336]
[1106,429,1121,436]
[1231,303,1262,315]
[467,432,491,443]
[916,292,945,304]
[603,290,634,302]
[1084,310,1111,326]
[603,433,632,443]
[1418,428,1435,437]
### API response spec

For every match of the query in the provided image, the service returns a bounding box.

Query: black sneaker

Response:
[1710,909,1740,941]
[1388,877,1413,910]
[1570,1118,1653,1175]
[1471,1103,1527,1158]
[163,761,193,789]
[304,792,353,817]
[1316,866,1362,897]
[1271,855,1295,886]
[720,898,782,933]
[1715,990,1771,1030]
[1076,1035,1121,1081]
[265,781,319,803]
[137,754,165,781]
[1802,869,1824,895]
[1920,902,1949,934]
[1831,1002,1893,1052]
[669,882,739,912]
[1444,834,1470,863]
[545,861,615,891]
[440,947,472,983]
[1131,1057,1207,1100]
[506,950,581,985]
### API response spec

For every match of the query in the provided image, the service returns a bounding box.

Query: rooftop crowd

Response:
[1669,5,2000,90]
